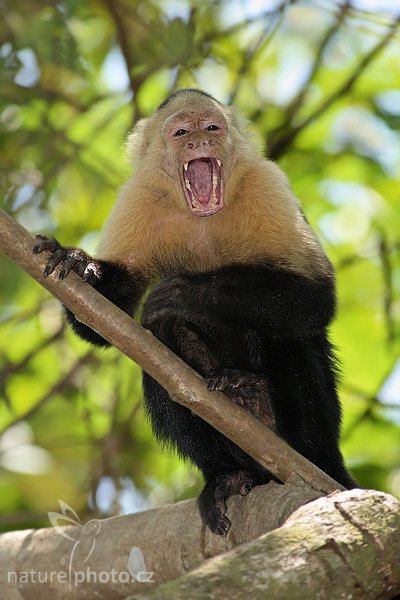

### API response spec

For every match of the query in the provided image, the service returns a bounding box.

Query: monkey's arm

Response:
[33,236,146,347]
[146,264,335,339]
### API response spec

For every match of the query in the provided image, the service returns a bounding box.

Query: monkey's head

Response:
[130,89,253,217]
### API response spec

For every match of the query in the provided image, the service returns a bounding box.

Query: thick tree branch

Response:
[1,485,399,600]
[0,208,343,494]
[129,489,400,600]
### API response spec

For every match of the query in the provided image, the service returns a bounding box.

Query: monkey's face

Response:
[161,100,232,217]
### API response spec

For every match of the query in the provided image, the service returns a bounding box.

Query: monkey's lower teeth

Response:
[183,167,222,212]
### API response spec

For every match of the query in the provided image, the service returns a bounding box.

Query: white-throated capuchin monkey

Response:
[34,89,356,536]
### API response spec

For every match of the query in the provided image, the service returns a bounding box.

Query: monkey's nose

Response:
[186,139,214,150]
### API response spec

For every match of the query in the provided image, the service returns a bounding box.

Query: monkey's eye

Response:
[206,124,219,131]
[173,129,188,137]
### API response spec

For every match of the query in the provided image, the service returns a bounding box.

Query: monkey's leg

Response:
[206,368,276,429]
[142,320,272,536]
[33,235,145,346]
[143,372,256,537]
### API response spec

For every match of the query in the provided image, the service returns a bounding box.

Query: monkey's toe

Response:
[206,370,232,392]
[206,369,268,396]
[237,472,254,496]
[207,369,275,428]
[213,513,231,537]
[216,470,254,497]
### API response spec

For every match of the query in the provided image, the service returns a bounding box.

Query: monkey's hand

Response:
[33,235,101,284]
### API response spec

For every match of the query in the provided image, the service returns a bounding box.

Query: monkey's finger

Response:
[59,256,80,280]
[33,235,60,255]
[43,249,67,277]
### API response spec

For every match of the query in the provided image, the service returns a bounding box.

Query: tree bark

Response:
[129,489,400,600]
[1,485,399,600]
[1,476,319,599]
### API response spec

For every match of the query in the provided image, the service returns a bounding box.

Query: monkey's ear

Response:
[126,118,150,160]
[225,106,249,139]
[225,106,262,152]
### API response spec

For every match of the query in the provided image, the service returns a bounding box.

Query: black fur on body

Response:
[34,236,356,536]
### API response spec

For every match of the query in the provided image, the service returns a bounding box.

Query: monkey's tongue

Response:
[187,160,212,203]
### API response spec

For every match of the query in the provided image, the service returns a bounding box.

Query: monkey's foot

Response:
[206,369,275,429]
[33,235,101,284]
[198,471,255,537]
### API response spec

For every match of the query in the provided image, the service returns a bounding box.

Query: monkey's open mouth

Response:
[181,158,223,216]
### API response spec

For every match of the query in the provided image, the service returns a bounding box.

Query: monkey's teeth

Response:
[211,174,218,206]
[184,163,188,171]
[216,160,221,167]
[185,178,191,190]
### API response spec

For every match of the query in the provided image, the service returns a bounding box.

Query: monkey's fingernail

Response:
[59,269,66,280]
[33,245,39,254]
[44,265,51,277]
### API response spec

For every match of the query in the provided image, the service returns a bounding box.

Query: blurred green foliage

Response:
[0,0,399,531]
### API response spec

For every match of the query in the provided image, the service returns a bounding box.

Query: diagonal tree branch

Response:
[0,208,344,495]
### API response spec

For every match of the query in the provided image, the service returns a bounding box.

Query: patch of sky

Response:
[328,106,400,177]
[378,359,400,425]
[318,179,383,245]
[218,0,282,28]
[95,475,148,514]
[15,48,40,87]
[101,46,130,93]
[157,0,191,22]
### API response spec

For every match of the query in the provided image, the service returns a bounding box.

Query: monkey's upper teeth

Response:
[216,160,221,167]
[184,162,188,171]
